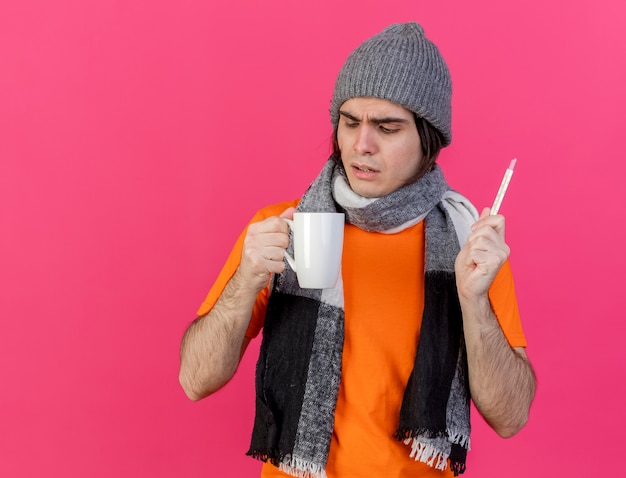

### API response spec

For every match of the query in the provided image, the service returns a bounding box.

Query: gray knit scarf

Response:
[247,160,478,477]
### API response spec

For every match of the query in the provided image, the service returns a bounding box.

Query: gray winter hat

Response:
[330,22,453,146]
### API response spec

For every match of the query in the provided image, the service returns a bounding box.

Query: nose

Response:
[353,125,376,156]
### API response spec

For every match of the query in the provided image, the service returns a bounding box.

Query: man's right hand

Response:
[235,207,296,293]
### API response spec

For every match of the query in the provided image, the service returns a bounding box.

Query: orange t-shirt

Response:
[197,200,527,478]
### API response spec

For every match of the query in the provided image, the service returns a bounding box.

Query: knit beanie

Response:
[330,22,453,146]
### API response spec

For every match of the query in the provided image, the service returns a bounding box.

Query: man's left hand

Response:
[455,207,510,300]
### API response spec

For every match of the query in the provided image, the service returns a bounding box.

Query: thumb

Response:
[479,207,491,219]
[279,207,296,220]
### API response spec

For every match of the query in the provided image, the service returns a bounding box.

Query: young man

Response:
[179,22,536,477]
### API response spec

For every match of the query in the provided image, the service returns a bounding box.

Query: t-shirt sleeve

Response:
[195,200,299,339]
[488,260,527,348]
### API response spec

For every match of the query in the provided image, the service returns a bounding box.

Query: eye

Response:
[380,125,399,134]
[344,121,359,129]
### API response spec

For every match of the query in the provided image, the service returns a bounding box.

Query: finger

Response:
[247,219,290,246]
[467,227,502,249]
[467,246,508,268]
[263,246,286,263]
[255,231,290,250]
[467,222,500,247]
[264,258,286,275]
[465,238,510,270]
[466,234,510,259]
[471,213,506,237]
[279,207,297,220]
[254,216,290,235]
[240,246,285,278]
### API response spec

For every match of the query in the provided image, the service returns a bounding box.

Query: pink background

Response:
[1,1,625,476]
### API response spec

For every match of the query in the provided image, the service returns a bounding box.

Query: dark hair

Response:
[330,114,444,181]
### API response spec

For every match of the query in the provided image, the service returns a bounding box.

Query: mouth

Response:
[352,163,379,173]
[350,163,380,181]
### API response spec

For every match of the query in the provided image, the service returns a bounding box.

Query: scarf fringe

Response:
[397,428,470,475]
[277,454,327,478]
[447,430,471,449]
[403,437,449,471]
[395,427,470,448]
[247,449,278,465]
[247,450,327,478]
[450,460,467,477]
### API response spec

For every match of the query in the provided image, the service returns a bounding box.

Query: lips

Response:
[352,162,379,173]
[351,163,379,180]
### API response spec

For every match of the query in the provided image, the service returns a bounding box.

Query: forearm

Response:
[460,295,536,438]
[179,270,260,400]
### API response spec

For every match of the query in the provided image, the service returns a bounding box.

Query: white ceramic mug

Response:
[283,212,345,289]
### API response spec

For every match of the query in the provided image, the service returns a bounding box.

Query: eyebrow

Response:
[339,110,410,125]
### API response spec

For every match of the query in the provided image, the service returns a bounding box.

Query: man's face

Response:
[337,97,424,198]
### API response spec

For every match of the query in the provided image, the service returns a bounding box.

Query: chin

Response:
[346,176,390,199]
[357,190,382,199]
[351,185,385,199]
